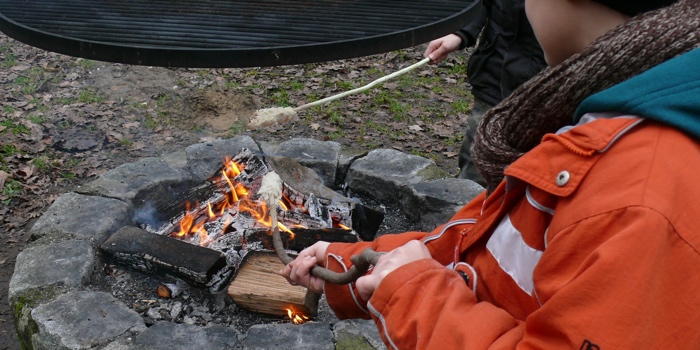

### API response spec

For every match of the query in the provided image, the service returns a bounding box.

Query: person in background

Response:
[424,0,546,185]
[282,0,700,348]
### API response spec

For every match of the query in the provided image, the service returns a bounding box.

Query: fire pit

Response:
[102,147,385,320]
[9,136,483,349]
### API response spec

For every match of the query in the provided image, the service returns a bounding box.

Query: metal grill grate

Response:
[0,0,479,67]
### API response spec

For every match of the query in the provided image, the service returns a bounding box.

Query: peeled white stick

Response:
[248,57,431,130]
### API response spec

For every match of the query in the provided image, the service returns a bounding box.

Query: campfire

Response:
[101,148,383,323]
[158,148,355,250]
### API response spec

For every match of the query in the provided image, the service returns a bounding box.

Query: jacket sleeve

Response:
[323,191,487,320]
[323,230,430,319]
[455,0,488,49]
[364,207,700,349]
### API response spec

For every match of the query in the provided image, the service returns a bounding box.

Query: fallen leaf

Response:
[16,166,34,179]
[310,123,320,131]
[10,64,30,72]
[408,125,423,132]
[0,170,9,188]
[443,151,459,158]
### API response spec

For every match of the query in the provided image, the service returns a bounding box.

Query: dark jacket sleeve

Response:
[455,0,488,49]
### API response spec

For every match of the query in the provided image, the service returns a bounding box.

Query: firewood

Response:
[227,252,319,318]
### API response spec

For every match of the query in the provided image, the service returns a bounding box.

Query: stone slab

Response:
[403,178,484,231]
[185,136,260,182]
[29,192,132,242]
[275,138,341,187]
[75,157,190,203]
[334,319,387,350]
[345,149,448,203]
[244,322,334,350]
[102,321,240,350]
[9,240,94,301]
[31,291,146,350]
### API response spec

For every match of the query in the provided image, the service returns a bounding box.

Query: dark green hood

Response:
[575,48,700,138]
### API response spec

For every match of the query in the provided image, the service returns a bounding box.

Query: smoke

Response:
[133,201,163,231]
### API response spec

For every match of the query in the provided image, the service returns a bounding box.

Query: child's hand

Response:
[355,240,432,301]
[278,241,330,294]
[424,34,463,64]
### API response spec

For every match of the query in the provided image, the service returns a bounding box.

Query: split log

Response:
[101,226,233,292]
[227,252,319,318]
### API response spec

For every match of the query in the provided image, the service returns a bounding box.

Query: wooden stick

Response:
[260,171,381,285]
[293,57,431,112]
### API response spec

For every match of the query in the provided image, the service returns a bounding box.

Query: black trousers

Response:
[457,98,493,186]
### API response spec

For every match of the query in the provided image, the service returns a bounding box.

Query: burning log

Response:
[227,252,319,319]
[101,226,233,292]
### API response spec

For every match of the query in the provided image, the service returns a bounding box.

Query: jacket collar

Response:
[503,116,643,196]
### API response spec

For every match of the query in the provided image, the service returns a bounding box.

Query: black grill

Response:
[0,0,479,68]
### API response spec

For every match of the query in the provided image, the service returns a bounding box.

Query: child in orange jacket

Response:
[282,0,700,348]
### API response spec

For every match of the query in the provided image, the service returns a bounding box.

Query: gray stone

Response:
[102,321,239,350]
[274,138,341,187]
[345,149,448,203]
[337,148,368,185]
[160,150,189,172]
[9,240,94,301]
[266,156,351,203]
[333,319,387,350]
[29,192,132,242]
[244,322,334,350]
[403,178,484,231]
[31,291,146,350]
[186,135,260,181]
[75,157,190,203]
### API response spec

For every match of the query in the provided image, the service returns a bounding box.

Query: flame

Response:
[286,308,309,325]
[338,223,351,230]
[171,158,311,246]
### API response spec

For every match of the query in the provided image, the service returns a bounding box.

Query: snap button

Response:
[556,171,570,186]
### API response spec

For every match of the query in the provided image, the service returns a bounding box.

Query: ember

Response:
[154,148,356,251]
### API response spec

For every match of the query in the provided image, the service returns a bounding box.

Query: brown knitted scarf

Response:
[472,0,700,192]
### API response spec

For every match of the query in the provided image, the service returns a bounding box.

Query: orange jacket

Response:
[323,116,700,349]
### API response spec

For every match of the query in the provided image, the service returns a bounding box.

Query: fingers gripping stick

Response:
[260,172,381,285]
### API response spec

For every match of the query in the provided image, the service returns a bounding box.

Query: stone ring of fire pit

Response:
[9,135,483,349]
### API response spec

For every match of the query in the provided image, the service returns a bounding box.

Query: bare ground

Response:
[0,32,474,349]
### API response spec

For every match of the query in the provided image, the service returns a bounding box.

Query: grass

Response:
[270,89,290,106]
[0,120,30,135]
[27,114,47,125]
[30,156,50,172]
[2,52,17,67]
[143,115,158,129]
[118,138,133,147]
[389,100,409,121]
[2,179,22,205]
[78,89,104,103]
[0,144,20,165]
[288,80,304,91]
[78,59,97,70]
[451,100,471,114]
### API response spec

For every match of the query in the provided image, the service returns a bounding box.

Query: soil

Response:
[0,31,473,349]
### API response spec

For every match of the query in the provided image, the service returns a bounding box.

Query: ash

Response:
[94,195,419,332]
